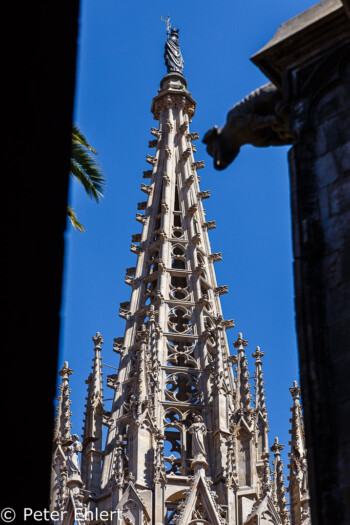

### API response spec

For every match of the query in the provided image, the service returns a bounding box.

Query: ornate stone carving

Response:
[150,127,161,138]
[113,337,124,356]
[208,252,222,262]
[141,183,152,195]
[51,45,298,525]
[146,154,157,166]
[164,27,184,75]
[107,374,119,390]
[179,121,188,133]
[182,147,192,159]
[203,82,292,170]
[214,285,228,296]
[198,190,210,200]
[186,174,195,186]
[189,415,209,469]
[192,160,205,171]
[119,301,131,320]
[188,203,198,215]
[132,234,142,243]
[162,172,170,185]
[66,435,83,479]
[136,213,148,224]
[203,221,216,230]
[161,200,169,213]
[187,132,199,141]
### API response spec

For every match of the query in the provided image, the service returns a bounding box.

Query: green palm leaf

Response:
[72,124,98,155]
[67,205,85,232]
[68,124,106,231]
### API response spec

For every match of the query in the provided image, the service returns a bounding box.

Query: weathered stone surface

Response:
[50,38,298,525]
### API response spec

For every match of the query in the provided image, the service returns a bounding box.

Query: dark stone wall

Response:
[287,42,350,524]
[2,0,79,520]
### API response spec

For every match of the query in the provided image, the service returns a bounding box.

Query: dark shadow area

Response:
[2,0,80,520]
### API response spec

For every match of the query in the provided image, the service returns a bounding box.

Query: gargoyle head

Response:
[202,126,240,171]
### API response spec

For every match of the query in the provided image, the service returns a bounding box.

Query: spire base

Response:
[159,72,188,93]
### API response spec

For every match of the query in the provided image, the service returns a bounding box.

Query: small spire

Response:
[233,332,248,352]
[252,346,266,412]
[81,332,105,495]
[233,333,252,412]
[82,332,104,443]
[271,437,290,525]
[289,380,305,457]
[54,361,73,443]
[288,381,310,525]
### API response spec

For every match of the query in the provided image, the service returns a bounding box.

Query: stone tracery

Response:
[50,28,310,525]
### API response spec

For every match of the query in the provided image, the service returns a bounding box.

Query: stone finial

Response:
[271,436,284,455]
[92,331,104,350]
[233,333,253,413]
[233,333,248,352]
[252,345,264,363]
[253,346,267,412]
[59,361,73,379]
[55,362,73,443]
[271,437,290,525]
[289,380,301,404]
[288,381,310,524]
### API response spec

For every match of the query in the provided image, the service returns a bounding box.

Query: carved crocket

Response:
[203,82,292,170]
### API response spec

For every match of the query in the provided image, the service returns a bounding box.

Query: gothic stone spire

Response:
[51,34,291,525]
[54,361,73,444]
[271,437,290,525]
[81,332,105,498]
[288,382,311,525]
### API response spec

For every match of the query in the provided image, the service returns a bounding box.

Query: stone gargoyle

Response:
[203,82,292,170]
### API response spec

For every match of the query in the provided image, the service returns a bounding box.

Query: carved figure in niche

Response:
[203,83,292,170]
[164,28,184,75]
[189,415,208,458]
[66,434,83,477]
[301,455,309,494]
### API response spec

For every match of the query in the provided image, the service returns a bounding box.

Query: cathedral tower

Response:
[51,27,310,525]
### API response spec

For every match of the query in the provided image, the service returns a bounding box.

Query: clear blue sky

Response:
[60,0,319,480]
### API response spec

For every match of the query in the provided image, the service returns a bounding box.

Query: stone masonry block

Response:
[323,114,350,151]
[322,251,341,289]
[333,141,350,173]
[316,84,350,125]
[314,152,339,188]
[315,125,328,157]
[328,178,350,216]
[323,209,350,251]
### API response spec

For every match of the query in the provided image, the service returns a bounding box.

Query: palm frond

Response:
[70,142,105,202]
[67,205,85,232]
[72,124,98,155]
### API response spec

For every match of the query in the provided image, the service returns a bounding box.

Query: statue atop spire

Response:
[162,16,184,75]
